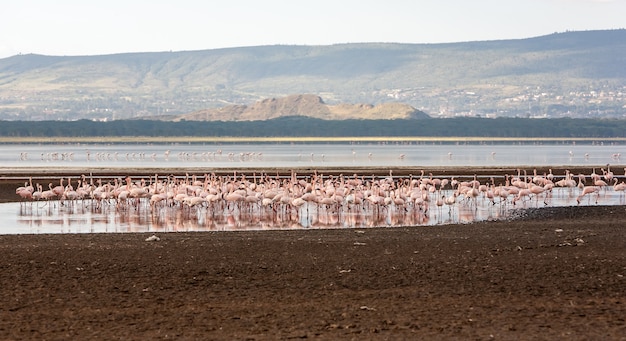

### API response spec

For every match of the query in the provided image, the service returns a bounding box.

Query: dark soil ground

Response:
[1,168,625,340]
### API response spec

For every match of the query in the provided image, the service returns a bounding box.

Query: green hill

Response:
[0,29,624,121]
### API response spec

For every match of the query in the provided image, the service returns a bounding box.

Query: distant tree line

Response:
[1,117,626,138]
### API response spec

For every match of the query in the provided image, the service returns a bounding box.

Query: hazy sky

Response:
[1,0,624,58]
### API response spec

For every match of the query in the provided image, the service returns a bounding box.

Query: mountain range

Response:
[0,29,624,121]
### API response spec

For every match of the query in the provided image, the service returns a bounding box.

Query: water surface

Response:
[2,141,624,169]
[3,141,625,234]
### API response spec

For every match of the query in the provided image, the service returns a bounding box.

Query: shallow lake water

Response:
[2,187,623,235]
[2,141,625,168]
[3,141,625,234]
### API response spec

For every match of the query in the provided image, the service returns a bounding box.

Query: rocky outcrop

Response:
[174,94,429,121]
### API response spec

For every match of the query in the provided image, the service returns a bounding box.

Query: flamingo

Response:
[15,180,34,202]
[40,183,57,202]
[593,178,608,190]
[614,180,626,202]
[529,183,546,196]
[444,193,457,208]
[183,196,205,208]
[513,187,532,204]
[576,186,600,204]
[614,180,626,192]
[435,195,444,214]
[29,184,43,201]
[51,178,65,198]
[603,164,614,182]
[16,177,34,195]
[496,185,511,205]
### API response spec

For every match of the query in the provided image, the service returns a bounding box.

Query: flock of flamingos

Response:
[13,165,626,230]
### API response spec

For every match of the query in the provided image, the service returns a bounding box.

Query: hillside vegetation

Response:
[1,117,626,138]
[0,30,625,121]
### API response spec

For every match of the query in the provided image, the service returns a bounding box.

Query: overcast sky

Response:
[1,0,624,58]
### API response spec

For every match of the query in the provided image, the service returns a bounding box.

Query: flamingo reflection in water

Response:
[13,167,626,231]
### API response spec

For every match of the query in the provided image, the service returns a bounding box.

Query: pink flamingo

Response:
[593,178,608,190]
[40,183,57,202]
[576,186,600,204]
[31,184,43,202]
[15,180,34,202]
[51,178,65,198]
[603,164,614,182]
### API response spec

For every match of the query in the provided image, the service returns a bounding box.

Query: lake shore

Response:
[1,167,625,339]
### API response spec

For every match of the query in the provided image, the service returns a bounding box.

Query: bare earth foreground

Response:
[0,168,625,340]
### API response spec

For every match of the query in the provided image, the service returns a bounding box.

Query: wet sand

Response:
[1,167,625,339]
